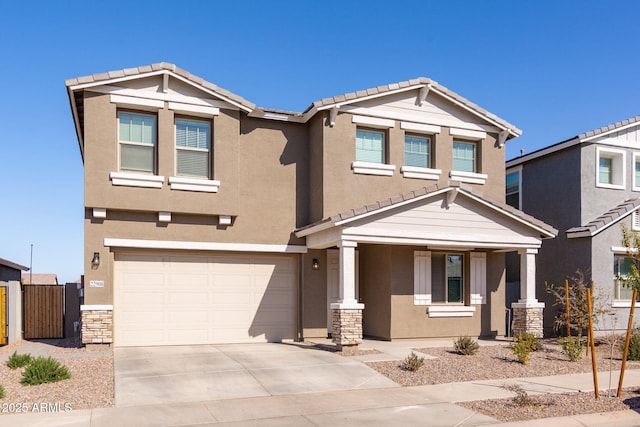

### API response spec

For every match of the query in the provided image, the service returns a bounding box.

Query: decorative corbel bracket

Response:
[497,129,510,148]
[417,84,431,106]
[329,106,339,127]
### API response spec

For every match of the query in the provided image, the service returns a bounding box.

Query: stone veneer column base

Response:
[81,305,113,346]
[332,308,363,352]
[511,302,544,338]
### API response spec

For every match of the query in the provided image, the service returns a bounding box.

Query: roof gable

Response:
[296,184,557,248]
[566,198,640,238]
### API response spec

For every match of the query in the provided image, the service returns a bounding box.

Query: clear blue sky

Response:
[1,1,638,283]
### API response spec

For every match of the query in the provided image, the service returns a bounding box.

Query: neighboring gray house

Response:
[506,115,640,334]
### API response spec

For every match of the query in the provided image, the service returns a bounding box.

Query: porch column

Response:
[511,248,545,337]
[330,241,364,353]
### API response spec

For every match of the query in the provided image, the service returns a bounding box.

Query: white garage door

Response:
[114,253,297,346]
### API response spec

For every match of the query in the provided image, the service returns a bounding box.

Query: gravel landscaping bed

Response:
[366,338,640,422]
[0,339,113,414]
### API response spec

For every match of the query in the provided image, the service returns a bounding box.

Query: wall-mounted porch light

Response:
[312,258,319,270]
[91,252,100,270]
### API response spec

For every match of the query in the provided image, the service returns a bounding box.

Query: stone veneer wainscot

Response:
[81,305,113,345]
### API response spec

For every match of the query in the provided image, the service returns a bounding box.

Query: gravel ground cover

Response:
[366,338,640,422]
[0,338,113,414]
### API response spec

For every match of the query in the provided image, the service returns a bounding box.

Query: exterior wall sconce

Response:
[312,258,319,270]
[91,252,100,270]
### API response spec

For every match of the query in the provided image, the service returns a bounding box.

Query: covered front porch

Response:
[296,185,557,350]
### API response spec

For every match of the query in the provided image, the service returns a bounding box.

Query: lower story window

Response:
[614,254,638,300]
[432,253,464,304]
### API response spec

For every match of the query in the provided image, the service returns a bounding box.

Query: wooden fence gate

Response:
[23,285,64,339]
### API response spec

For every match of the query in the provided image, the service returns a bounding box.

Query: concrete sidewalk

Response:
[0,369,639,426]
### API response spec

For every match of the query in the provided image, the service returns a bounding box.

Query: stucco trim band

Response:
[103,238,308,253]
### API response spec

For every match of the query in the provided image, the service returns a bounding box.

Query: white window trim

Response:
[633,211,640,232]
[118,111,157,174]
[596,146,626,190]
[449,170,488,185]
[110,94,163,110]
[612,301,640,308]
[175,117,212,180]
[352,115,395,128]
[110,172,164,189]
[401,165,442,180]
[427,305,476,318]
[351,161,396,176]
[633,152,640,192]
[400,121,441,134]
[168,176,221,193]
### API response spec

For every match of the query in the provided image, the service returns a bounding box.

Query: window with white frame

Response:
[614,254,638,300]
[596,147,625,189]
[506,170,520,209]
[634,153,640,191]
[175,118,211,178]
[118,112,157,174]
[452,141,477,173]
[356,128,385,164]
[404,134,430,168]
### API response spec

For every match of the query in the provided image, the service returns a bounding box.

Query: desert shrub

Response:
[21,356,71,386]
[7,351,32,370]
[511,332,540,365]
[454,335,479,356]
[623,328,640,361]
[503,384,535,406]
[0,384,4,399]
[401,351,425,372]
[559,335,585,361]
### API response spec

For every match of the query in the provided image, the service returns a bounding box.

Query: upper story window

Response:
[176,118,211,178]
[356,129,385,163]
[118,112,157,174]
[404,135,430,168]
[633,153,640,191]
[506,170,520,209]
[596,147,625,189]
[452,141,477,173]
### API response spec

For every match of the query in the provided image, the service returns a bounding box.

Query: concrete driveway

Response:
[114,342,398,407]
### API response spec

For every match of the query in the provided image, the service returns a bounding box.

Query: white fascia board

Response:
[246,110,305,123]
[458,190,556,238]
[334,188,452,227]
[428,85,518,136]
[169,73,253,113]
[103,238,307,253]
[566,230,593,239]
[294,221,335,238]
[351,115,395,128]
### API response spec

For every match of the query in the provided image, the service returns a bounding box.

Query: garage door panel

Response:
[114,253,296,346]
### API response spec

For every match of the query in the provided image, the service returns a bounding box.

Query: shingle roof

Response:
[65,62,257,111]
[0,257,28,271]
[579,115,640,140]
[566,199,640,238]
[296,184,557,237]
[304,77,521,135]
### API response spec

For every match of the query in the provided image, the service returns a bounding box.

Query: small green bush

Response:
[511,332,540,365]
[401,351,425,372]
[454,335,480,356]
[21,356,71,386]
[559,335,585,361]
[624,328,640,361]
[504,384,535,406]
[7,351,32,370]
[0,384,5,399]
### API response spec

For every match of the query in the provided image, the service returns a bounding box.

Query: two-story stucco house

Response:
[506,116,640,334]
[66,63,556,349]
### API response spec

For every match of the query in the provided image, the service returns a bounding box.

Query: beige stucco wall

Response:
[301,250,328,338]
[81,91,309,306]
[356,245,506,340]
[318,112,504,219]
